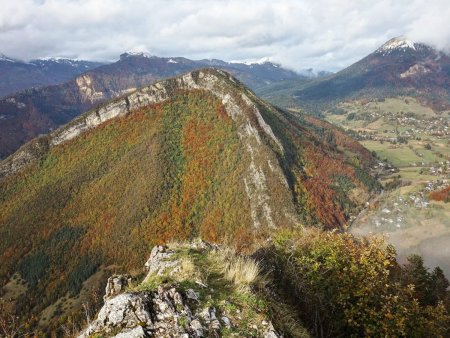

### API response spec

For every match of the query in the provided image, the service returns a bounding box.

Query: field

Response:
[324,97,450,276]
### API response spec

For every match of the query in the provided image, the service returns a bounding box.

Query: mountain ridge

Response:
[0,54,309,160]
[0,69,379,332]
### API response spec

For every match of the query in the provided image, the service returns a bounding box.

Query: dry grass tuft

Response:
[179,257,198,280]
[208,248,265,292]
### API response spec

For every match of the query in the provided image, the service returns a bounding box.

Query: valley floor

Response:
[324,97,450,276]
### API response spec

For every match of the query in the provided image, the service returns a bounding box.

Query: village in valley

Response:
[326,96,450,276]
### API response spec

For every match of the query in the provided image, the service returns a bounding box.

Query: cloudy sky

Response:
[0,0,449,72]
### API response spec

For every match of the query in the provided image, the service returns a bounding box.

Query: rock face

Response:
[144,245,179,277]
[0,54,104,98]
[76,75,105,102]
[79,243,282,338]
[103,275,132,300]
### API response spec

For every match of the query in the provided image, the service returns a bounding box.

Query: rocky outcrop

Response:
[400,64,431,78]
[144,245,179,277]
[79,286,233,338]
[103,275,132,300]
[78,242,282,338]
[0,136,50,179]
[76,75,105,103]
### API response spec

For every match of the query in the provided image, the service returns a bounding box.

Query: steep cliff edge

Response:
[77,234,450,338]
[0,69,378,332]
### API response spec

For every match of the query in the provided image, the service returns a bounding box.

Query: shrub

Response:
[346,112,356,120]
[17,251,50,287]
[258,229,449,338]
[67,255,99,295]
[429,186,450,202]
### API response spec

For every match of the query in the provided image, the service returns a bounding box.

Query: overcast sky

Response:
[0,0,449,72]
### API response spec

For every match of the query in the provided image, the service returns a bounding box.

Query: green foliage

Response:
[261,229,449,338]
[400,255,450,307]
[0,90,250,330]
[346,112,356,120]
[354,166,381,192]
[332,174,356,192]
[67,255,100,295]
[17,251,50,287]
[328,107,346,115]
[384,177,403,190]
[0,80,379,332]
[330,174,357,214]
[136,242,310,338]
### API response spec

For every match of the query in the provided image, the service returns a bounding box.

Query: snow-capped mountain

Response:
[0,54,104,97]
[31,57,103,68]
[0,53,19,63]
[280,37,450,111]
[376,36,417,54]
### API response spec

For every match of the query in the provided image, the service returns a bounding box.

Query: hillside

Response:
[78,237,448,338]
[0,69,379,333]
[74,236,450,337]
[259,37,450,112]
[0,54,104,98]
[0,53,304,159]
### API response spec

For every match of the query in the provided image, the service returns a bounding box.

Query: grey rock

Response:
[190,319,204,337]
[78,243,285,338]
[186,288,199,301]
[104,274,132,300]
[201,307,221,331]
[143,245,180,278]
[96,293,152,328]
[221,316,231,328]
[265,331,281,338]
[78,293,153,337]
[264,322,282,338]
[112,326,147,338]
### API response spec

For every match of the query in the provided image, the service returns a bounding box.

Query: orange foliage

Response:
[429,186,450,202]
[303,146,349,228]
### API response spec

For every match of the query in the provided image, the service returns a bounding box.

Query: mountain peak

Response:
[236,56,277,66]
[120,51,153,60]
[0,53,18,63]
[376,36,417,55]
[36,56,82,62]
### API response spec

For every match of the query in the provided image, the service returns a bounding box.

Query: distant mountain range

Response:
[3,36,448,159]
[0,54,104,98]
[0,52,310,159]
[258,37,450,112]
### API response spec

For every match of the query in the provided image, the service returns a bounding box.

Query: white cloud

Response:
[0,0,448,71]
